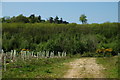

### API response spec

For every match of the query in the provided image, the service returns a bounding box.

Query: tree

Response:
[29,14,38,23]
[54,16,59,24]
[29,14,35,19]
[2,16,11,23]
[10,16,16,23]
[79,14,87,24]
[15,14,29,23]
[63,21,69,24]
[1,17,5,23]
[38,15,41,22]
[60,18,63,24]
[49,17,54,23]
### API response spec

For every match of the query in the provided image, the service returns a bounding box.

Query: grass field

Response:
[96,56,119,78]
[2,53,120,78]
[2,57,75,78]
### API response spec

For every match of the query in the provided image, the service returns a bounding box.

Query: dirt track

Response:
[63,58,105,78]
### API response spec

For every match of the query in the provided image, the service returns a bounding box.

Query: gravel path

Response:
[63,58,105,78]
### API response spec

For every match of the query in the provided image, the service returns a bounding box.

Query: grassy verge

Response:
[96,56,119,78]
[2,57,75,78]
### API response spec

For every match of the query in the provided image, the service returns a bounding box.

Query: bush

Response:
[81,52,95,57]
[2,23,120,56]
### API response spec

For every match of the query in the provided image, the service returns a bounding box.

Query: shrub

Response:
[2,23,119,56]
[81,52,95,57]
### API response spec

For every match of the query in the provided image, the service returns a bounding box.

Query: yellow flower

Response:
[22,49,26,51]
[105,48,112,52]
[96,48,112,53]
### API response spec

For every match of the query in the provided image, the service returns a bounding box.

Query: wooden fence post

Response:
[31,51,34,57]
[0,50,3,79]
[4,54,6,71]
[62,52,64,57]
[27,51,30,59]
[42,51,45,58]
[1,49,4,59]
[64,52,66,56]
[58,52,61,57]
[46,51,49,58]
[53,51,54,57]
[23,51,26,61]
[118,53,120,56]
[24,51,27,60]
[39,51,42,58]
[38,52,41,58]
[13,50,16,61]
[21,51,24,61]
[50,52,53,58]
[10,50,13,60]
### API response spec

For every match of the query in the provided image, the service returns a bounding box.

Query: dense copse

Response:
[1,14,69,24]
[2,22,120,56]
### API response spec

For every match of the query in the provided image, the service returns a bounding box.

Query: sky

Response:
[1,0,119,2]
[2,2,118,24]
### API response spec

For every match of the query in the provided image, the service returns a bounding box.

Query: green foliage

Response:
[1,14,69,24]
[2,23,120,56]
[79,14,87,24]
[81,52,95,57]
[54,16,59,24]
[49,17,54,23]
[14,14,29,23]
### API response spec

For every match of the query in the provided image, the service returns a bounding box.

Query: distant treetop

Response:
[1,14,69,24]
[79,14,87,24]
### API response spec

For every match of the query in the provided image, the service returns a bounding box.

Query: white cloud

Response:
[1,0,119,2]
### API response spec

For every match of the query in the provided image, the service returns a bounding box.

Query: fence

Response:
[0,49,67,71]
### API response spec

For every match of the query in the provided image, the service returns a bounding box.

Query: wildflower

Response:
[22,49,26,51]
[105,48,112,52]
[96,48,113,54]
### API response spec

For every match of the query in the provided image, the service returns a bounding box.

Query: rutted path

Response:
[63,58,105,78]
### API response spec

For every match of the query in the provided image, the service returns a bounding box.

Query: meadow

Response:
[2,57,76,78]
[1,22,120,78]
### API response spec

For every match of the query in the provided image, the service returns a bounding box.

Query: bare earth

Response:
[63,58,105,78]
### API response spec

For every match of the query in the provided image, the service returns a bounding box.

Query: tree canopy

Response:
[79,14,87,24]
[1,14,69,24]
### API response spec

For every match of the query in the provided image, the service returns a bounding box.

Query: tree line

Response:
[1,14,88,24]
[1,14,69,24]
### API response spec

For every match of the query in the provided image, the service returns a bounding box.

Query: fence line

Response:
[1,49,67,71]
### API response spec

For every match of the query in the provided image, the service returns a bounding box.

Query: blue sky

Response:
[2,2,118,24]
